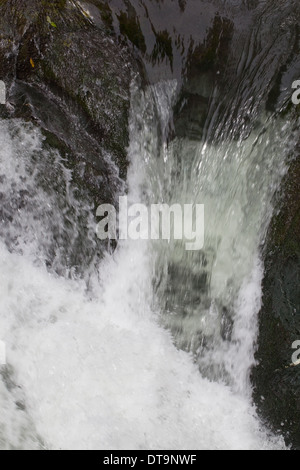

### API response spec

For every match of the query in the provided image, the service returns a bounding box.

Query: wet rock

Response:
[252,140,300,449]
[174,15,234,140]
[117,2,146,54]
[0,0,138,275]
[248,3,300,447]
[0,0,136,202]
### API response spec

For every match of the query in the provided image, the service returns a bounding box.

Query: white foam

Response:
[0,241,285,450]
[0,82,288,450]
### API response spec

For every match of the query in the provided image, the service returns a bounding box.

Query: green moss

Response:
[96,1,114,31]
[41,0,67,11]
[185,15,233,75]
[151,29,173,69]
[118,10,146,53]
[178,0,187,12]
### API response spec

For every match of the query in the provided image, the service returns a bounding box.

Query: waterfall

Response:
[129,79,296,393]
[0,73,293,449]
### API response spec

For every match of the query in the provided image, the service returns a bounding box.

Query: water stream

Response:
[0,75,294,449]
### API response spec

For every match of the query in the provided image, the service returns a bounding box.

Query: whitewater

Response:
[0,79,290,450]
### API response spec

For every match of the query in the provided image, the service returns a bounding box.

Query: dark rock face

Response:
[173,14,234,140]
[246,3,300,450]
[0,0,137,275]
[0,0,135,203]
[252,149,300,449]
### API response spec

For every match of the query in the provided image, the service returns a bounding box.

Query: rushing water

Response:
[0,71,295,449]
